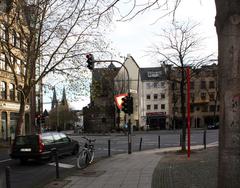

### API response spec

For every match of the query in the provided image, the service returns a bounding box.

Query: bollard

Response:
[5,166,11,188]
[158,135,161,149]
[52,148,59,179]
[108,139,111,157]
[203,130,207,149]
[139,137,142,151]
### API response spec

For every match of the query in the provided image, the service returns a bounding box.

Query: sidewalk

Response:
[44,145,218,188]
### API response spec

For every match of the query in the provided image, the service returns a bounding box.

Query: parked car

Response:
[207,122,219,129]
[10,132,79,163]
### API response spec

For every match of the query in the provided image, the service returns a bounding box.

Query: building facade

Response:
[169,64,219,128]
[139,66,170,130]
[114,55,140,130]
[0,0,31,140]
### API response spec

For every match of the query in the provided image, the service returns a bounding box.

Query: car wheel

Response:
[72,145,79,155]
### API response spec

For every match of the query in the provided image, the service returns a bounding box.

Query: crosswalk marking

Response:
[48,162,75,169]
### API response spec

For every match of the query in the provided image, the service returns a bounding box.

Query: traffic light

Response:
[127,96,133,115]
[121,96,128,113]
[121,95,133,115]
[86,54,95,70]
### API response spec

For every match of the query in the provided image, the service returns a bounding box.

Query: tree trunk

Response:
[15,96,26,137]
[180,67,186,151]
[215,1,240,187]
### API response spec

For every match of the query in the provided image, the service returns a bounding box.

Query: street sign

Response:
[114,93,128,110]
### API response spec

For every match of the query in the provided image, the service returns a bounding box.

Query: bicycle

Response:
[76,136,96,169]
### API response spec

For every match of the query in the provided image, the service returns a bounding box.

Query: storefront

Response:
[146,112,166,130]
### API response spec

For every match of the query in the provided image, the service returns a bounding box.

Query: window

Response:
[154,94,158,100]
[9,83,15,101]
[146,95,150,100]
[209,92,215,101]
[0,53,6,70]
[146,82,151,89]
[0,24,6,41]
[201,81,206,89]
[161,104,165,110]
[16,58,21,74]
[1,81,7,99]
[202,105,208,112]
[161,93,165,99]
[154,104,158,110]
[190,93,195,102]
[147,71,162,78]
[153,82,158,88]
[210,105,216,112]
[161,82,165,87]
[209,81,215,89]
[147,105,151,110]
[201,93,206,100]
[190,81,194,89]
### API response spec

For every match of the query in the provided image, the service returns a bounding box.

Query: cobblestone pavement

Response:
[152,147,218,188]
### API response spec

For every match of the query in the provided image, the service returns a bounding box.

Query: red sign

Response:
[114,93,128,110]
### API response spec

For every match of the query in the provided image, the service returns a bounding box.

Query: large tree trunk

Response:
[15,96,26,137]
[215,0,240,187]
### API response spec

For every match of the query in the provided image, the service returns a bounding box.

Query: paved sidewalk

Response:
[44,145,218,188]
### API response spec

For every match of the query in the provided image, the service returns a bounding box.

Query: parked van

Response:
[10,132,79,163]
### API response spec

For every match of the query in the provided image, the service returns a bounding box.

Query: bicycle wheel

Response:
[76,150,88,169]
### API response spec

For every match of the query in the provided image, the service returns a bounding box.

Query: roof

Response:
[139,67,167,81]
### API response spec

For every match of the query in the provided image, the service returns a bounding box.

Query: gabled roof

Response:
[139,67,167,81]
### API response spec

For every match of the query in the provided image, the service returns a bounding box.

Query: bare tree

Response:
[0,0,115,137]
[148,21,212,151]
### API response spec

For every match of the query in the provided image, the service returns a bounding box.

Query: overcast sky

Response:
[44,0,217,111]
[108,0,217,67]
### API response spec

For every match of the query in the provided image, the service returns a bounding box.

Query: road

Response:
[0,129,218,188]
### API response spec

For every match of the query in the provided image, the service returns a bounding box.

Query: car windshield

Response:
[15,135,38,146]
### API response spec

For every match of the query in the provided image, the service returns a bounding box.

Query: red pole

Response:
[187,67,191,158]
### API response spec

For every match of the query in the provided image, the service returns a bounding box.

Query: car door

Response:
[58,133,74,155]
[52,132,65,155]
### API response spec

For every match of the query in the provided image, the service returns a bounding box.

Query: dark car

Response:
[10,132,79,163]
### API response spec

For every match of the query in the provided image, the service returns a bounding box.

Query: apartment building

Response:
[169,64,219,128]
[139,66,170,130]
[0,0,41,140]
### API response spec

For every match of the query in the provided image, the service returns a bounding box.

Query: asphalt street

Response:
[0,129,218,188]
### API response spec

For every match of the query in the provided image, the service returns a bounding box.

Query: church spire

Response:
[51,87,58,109]
[61,87,68,106]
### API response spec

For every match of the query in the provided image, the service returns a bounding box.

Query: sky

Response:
[43,0,217,111]
[108,0,217,67]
